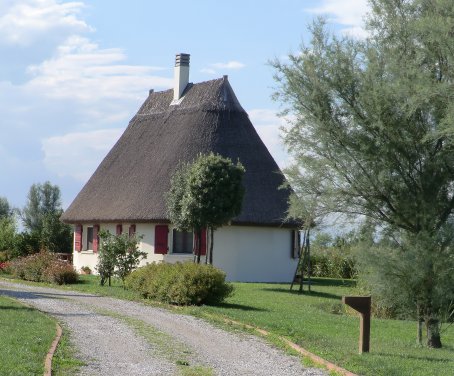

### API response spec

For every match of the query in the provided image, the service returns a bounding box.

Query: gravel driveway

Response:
[0,280,327,376]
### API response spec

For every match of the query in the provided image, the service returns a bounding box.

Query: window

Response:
[86,226,94,250]
[172,229,193,254]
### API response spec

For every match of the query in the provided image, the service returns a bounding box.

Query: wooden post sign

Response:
[342,296,371,354]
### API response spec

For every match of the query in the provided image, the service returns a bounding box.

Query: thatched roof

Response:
[61,76,295,227]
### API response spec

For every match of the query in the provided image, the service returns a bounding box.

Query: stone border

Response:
[223,318,358,376]
[44,323,62,376]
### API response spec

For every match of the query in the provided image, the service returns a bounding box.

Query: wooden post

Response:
[342,296,371,354]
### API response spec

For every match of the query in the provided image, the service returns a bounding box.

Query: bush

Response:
[0,261,11,274]
[11,252,55,281]
[310,252,357,279]
[0,251,8,262]
[42,261,78,285]
[125,262,233,305]
[80,266,92,274]
[10,251,78,284]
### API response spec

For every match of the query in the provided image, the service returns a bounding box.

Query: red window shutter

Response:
[155,225,168,254]
[194,229,207,256]
[201,229,207,256]
[116,224,122,235]
[75,225,82,252]
[93,225,100,252]
[129,224,136,238]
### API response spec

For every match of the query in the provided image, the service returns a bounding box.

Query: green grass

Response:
[52,325,85,376]
[184,279,454,376]
[2,275,453,376]
[0,295,56,376]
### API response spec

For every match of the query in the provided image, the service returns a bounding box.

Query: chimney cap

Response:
[175,53,190,67]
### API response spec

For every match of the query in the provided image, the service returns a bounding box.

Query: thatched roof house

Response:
[62,54,298,282]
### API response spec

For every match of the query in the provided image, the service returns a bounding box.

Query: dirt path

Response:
[0,280,327,376]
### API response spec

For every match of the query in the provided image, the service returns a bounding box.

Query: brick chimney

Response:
[173,53,190,101]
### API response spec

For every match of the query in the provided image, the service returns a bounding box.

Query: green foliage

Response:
[11,231,41,258]
[11,251,55,281]
[22,181,61,232]
[166,153,245,263]
[81,265,92,274]
[0,196,13,219]
[167,153,245,231]
[97,230,146,286]
[125,262,234,305]
[40,212,73,253]
[311,253,356,279]
[357,229,454,321]
[21,182,72,254]
[0,217,16,253]
[10,251,78,284]
[42,261,79,285]
[272,0,454,346]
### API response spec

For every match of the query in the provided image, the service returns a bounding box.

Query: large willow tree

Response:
[273,0,454,348]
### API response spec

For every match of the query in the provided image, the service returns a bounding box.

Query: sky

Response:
[0,0,369,210]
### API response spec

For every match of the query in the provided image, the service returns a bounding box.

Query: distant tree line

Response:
[0,181,72,261]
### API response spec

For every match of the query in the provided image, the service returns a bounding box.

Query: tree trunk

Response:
[307,228,311,293]
[209,227,214,265]
[416,305,423,345]
[196,229,201,264]
[426,317,442,348]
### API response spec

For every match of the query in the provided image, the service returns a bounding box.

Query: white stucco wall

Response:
[72,223,297,282]
[211,226,298,282]
[73,223,164,273]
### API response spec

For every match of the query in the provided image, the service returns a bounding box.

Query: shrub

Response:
[42,261,78,285]
[0,261,11,274]
[80,266,92,274]
[0,251,8,262]
[310,252,357,279]
[11,252,56,282]
[125,262,233,305]
[10,251,78,284]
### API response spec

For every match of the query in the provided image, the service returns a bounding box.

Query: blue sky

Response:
[0,0,369,210]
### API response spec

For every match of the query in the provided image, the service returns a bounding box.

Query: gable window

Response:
[172,229,193,254]
[86,226,94,250]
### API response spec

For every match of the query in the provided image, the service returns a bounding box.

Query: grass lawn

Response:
[0,295,56,376]
[186,280,454,376]
[2,275,453,376]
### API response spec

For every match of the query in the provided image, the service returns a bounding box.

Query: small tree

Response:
[167,153,245,264]
[97,230,146,287]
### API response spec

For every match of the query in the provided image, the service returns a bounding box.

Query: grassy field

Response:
[0,295,56,376]
[186,280,454,376]
[2,275,453,376]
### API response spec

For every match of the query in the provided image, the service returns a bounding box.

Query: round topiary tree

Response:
[166,153,245,264]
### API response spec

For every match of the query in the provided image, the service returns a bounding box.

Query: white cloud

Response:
[0,0,91,46]
[42,129,124,181]
[308,0,370,38]
[25,35,173,101]
[200,68,216,75]
[248,109,290,169]
[211,61,245,70]
[201,60,246,75]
